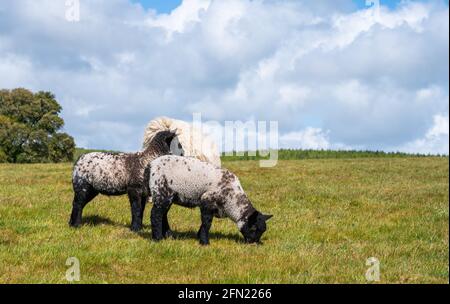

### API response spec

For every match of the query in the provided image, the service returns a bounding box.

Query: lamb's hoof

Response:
[164,230,174,239]
[130,224,143,232]
[152,234,164,242]
[69,221,81,228]
[199,240,210,246]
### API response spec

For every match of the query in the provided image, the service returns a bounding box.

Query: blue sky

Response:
[135,0,443,13]
[133,0,182,13]
[0,0,448,153]
[354,0,430,9]
[136,0,399,13]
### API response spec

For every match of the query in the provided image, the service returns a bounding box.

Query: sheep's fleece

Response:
[69,130,174,231]
[149,155,254,228]
[142,117,221,168]
[72,152,129,195]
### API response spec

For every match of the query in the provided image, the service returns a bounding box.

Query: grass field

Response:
[0,157,448,283]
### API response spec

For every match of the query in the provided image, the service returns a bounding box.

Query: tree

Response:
[0,88,75,163]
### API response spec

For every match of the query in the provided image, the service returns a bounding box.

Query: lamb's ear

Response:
[262,214,273,221]
[165,132,176,147]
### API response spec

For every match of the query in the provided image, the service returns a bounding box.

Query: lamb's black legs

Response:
[151,197,173,241]
[69,184,98,227]
[151,194,214,244]
[128,188,147,232]
[139,194,148,224]
[151,204,166,241]
[162,208,173,238]
[197,207,214,245]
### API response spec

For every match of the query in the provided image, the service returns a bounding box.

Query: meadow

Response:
[0,157,448,283]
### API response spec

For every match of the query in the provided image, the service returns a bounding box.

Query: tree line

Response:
[220,149,444,161]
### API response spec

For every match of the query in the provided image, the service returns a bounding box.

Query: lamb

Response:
[142,116,221,168]
[69,130,176,232]
[149,155,272,245]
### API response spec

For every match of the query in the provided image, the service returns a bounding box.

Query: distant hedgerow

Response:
[220,149,446,161]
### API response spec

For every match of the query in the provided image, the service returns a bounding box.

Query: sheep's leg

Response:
[162,207,174,239]
[69,185,98,227]
[198,206,214,246]
[139,194,148,227]
[150,196,171,241]
[151,204,168,241]
[128,188,144,232]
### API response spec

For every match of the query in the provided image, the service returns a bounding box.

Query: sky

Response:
[0,0,448,154]
[135,0,447,12]
[132,0,182,13]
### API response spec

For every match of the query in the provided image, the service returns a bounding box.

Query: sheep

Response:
[69,130,176,232]
[142,116,221,168]
[149,155,272,245]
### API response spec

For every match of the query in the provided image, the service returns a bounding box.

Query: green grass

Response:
[0,158,448,283]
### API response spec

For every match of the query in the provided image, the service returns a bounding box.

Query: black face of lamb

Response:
[240,211,273,244]
[149,130,176,156]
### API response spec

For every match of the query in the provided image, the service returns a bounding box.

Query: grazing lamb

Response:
[142,116,221,168]
[149,155,272,245]
[69,131,176,232]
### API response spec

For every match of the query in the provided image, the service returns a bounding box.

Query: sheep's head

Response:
[240,211,273,244]
[147,130,177,155]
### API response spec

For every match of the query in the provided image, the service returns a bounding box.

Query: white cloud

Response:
[0,54,33,88]
[145,0,210,37]
[395,113,449,155]
[0,0,448,154]
[278,84,311,109]
[280,128,331,150]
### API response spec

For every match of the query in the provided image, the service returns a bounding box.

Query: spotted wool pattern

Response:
[72,152,130,195]
[149,155,255,227]
[69,130,176,231]
[73,135,171,196]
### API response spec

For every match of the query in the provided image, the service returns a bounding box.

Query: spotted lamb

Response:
[149,155,272,245]
[69,130,176,231]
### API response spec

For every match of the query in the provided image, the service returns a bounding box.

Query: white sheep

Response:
[149,155,272,245]
[142,117,221,168]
